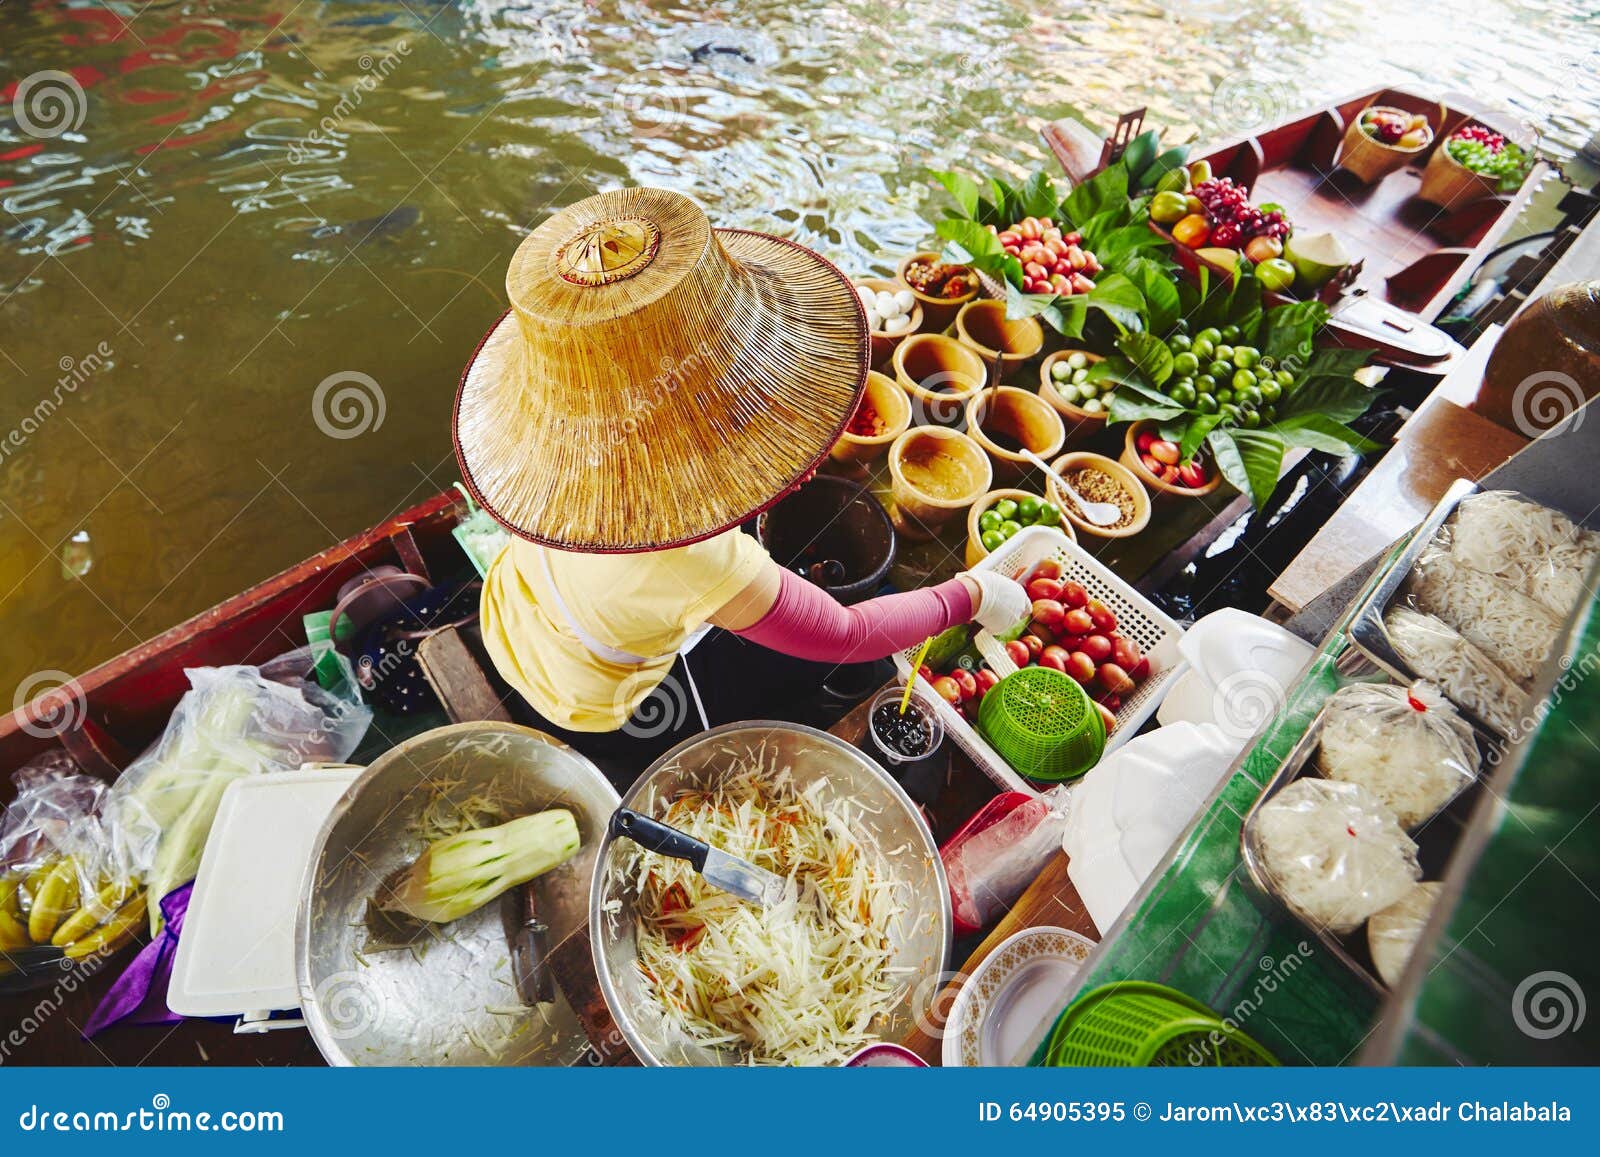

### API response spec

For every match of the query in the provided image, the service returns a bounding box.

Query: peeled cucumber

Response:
[381,809,581,924]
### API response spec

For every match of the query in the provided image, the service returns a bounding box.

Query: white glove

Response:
[965,571,1032,638]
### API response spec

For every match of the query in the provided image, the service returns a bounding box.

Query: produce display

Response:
[975,492,1061,553]
[1048,351,1116,414]
[379,809,580,923]
[1153,165,1292,268]
[1358,107,1431,149]
[1248,778,1422,936]
[1367,881,1441,987]
[990,217,1100,297]
[1131,428,1211,490]
[1316,682,1479,829]
[615,765,909,1066]
[855,282,917,334]
[1442,125,1532,188]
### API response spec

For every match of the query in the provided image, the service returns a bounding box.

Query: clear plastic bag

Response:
[1248,778,1420,936]
[1367,880,1441,987]
[1383,606,1526,737]
[1316,682,1479,829]
[944,794,1068,931]
[1436,489,1599,620]
[102,665,371,933]
[1403,546,1560,686]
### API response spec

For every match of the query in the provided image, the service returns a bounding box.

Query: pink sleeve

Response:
[733,569,974,663]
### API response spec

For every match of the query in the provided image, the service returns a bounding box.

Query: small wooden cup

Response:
[830,371,912,467]
[963,386,1065,484]
[1338,105,1432,184]
[1046,451,1151,540]
[893,333,987,427]
[1119,420,1223,501]
[888,425,992,541]
[1038,349,1108,448]
[855,277,924,370]
[896,251,978,330]
[1417,140,1502,208]
[965,487,1075,567]
[953,299,1045,382]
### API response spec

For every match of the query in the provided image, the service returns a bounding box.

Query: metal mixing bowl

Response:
[296,722,618,1065]
[589,720,951,1066]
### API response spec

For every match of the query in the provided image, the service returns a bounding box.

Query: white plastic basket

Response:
[894,526,1187,794]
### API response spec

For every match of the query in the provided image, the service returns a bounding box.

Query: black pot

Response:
[756,476,896,605]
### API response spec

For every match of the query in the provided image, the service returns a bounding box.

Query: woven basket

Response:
[1417,141,1502,208]
[1338,105,1432,184]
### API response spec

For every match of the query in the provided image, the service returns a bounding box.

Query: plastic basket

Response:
[895,526,1187,794]
[1042,982,1278,1067]
[977,666,1105,782]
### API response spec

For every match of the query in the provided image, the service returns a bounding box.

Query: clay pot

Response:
[892,333,987,427]
[953,299,1045,381]
[963,386,1065,483]
[1045,451,1151,540]
[830,371,912,467]
[888,425,992,541]
[1119,420,1223,501]
[896,251,978,330]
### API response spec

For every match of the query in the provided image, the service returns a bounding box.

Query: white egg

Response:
[874,291,902,319]
[856,284,876,310]
[865,307,882,330]
[893,289,915,313]
[882,313,911,334]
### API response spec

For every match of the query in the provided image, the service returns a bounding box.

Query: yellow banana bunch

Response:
[0,874,30,951]
[64,892,147,961]
[0,858,147,968]
[52,878,134,947]
[27,858,80,944]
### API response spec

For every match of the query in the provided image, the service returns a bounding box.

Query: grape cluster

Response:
[1193,178,1289,246]
[1445,125,1529,182]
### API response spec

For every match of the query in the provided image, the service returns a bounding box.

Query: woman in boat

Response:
[452,188,1026,764]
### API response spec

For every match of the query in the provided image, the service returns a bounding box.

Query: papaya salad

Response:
[610,760,913,1066]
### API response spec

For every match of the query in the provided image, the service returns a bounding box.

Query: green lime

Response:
[1171,318,1190,335]
[1195,373,1217,394]
[1171,351,1200,377]
[993,498,1018,521]
[979,509,1002,532]
[1191,337,1215,361]
[1035,501,1061,526]
[1262,404,1278,422]
[1240,408,1261,428]
[1233,346,1258,368]
[999,519,1023,541]
[1215,388,1235,405]
[1258,379,1282,404]
[1016,495,1041,523]
[1214,344,1234,363]
[980,529,1004,551]
[1236,384,1262,408]
[1232,369,1257,391]
[1276,369,1295,387]
[1196,327,1221,345]
[1220,324,1241,344]
[1221,403,1242,424]
[1169,382,1197,406]
[1168,333,1192,353]
[1195,392,1220,414]
[1208,360,1233,380]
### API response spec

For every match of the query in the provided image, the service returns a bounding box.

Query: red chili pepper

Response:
[1407,693,1427,712]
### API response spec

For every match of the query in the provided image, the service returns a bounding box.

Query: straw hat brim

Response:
[453,228,868,553]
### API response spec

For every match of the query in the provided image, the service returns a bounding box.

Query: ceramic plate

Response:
[941,925,1096,1067]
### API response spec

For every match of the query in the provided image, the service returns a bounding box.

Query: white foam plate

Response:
[941,925,1096,1067]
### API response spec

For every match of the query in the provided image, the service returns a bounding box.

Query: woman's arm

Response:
[709,557,983,663]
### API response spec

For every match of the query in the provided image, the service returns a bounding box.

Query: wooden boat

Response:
[1043,86,1548,369]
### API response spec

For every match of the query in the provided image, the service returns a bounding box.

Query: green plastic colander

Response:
[1041,983,1278,1067]
[977,666,1105,783]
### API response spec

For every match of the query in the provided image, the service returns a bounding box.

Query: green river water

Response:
[1,0,1598,695]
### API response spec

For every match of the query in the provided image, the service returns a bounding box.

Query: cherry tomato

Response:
[974,668,1000,696]
[1098,663,1135,695]
[931,676,963,705]
[1005,640,1031,668]
[1031,599,1066,631]
[1082,634,1112,663]
[1128,656,1152,682]
[951,669,978,700]
[1039,645,1070,673]
[1087,599,1117,634]
[1110,635,1142,669]
[1059,581,1089,609]
[1063,608,1094,635]
[1093,701,1118,735]
[1021,634,1045,659]
[1065,651,1096,684]
[1029,559,1064,582]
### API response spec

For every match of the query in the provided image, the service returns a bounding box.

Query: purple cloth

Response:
[82,883,191,1038]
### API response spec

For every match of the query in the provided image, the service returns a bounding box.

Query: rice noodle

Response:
[1404,548,1560,685]
[1384,606,1526,736]
[1444,490,1599,618]
[616,757,910,1066]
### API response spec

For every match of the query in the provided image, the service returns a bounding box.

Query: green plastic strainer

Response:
[1042,982,1278,1067]
[977,666,1105,783]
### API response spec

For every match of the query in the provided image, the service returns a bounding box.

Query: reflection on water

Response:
[1,0,1597,689]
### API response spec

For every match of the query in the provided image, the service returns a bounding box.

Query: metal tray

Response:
[1239,693,1498,993]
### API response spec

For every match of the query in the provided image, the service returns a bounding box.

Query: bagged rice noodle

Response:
[1367,881,1441,987]
[1249,779,1421,935]
[1403,547,1560,686]
[1317,682,1478,829]
[1441,490,1599,619]
[1383,606,1526,737]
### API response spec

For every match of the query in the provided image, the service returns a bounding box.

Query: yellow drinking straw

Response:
[900,636,935,715]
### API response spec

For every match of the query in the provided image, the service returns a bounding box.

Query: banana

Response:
[51,878,133,948]
[20,859,58,913]
[0,908,30,950]
[63,892,147,961]
[26,858,80,944]
[1,873,22,916]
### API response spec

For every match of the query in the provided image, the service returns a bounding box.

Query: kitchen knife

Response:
[608,808,787,909]
[500,882,553,1005]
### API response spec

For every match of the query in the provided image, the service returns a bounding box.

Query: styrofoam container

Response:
[893,526,1187,794]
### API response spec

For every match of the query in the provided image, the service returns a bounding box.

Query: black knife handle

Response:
[609,808,709,871]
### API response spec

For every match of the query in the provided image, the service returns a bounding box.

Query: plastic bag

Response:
[1403,546,1560,686]
[1367,880,1440,987]
[944,794,1068,931]
[102,665,371,934]
[1436,489,1599,620]
[1247,778,1420,936]
[1316,682,1479,829]
[1383,606,1526,737]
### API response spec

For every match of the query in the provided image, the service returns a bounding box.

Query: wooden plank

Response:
[417,627,513,724]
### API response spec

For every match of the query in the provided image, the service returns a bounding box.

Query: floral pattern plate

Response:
[941,925,1096,1067]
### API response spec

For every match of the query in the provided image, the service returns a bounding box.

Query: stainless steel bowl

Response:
[296,722,618,1065]
[589,720,951,1066]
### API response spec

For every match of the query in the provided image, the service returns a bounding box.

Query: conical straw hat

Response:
[453,187,869,552]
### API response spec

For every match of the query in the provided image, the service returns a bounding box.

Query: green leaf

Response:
[1109,391,1185,424]
[1121,130,1159,183]
[1091,223,1169,269]
[1060,164,1129,229]
[1081,272,1147,334]
[1005,280,1060,320]
[1180,412,1224,462]
[1047,295,1088,339]
[1117,330,1174,385]
[1259,300,1330,365]
[935,216,1002,262]
[1301,345,1374,379]
[1123,255,1181,336]
[934,171,982,219]
[1268,412,1382,455]
[1017,171,1061,221]
[1278,374,1379,425]
[1206,427,1285,509]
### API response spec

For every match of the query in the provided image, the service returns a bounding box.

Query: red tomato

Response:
[952,669,978,700]
[1062,608,1094,635]
[1027,577,1065,602]
[1057,633,1086,653]
[1128,656,1152,682]
[1094,701,1117,735]
[1031,599,1066,631]
[1098,663,1135,695]
[1178,462,1208,489]
[1135,429,1157,454]
[1087,599,1117,634]
[1029,559,1064,582]
[1059,581,1088,609]
[1110,635,1141,669]
[1004,640,1031,668]
[1065,651,1096,684]
[931,676,963,705]
[1081,633,1112,663]
[974,668,1000,695]
[1039,645,1069,673]
[1021,634,1045,659]
[1150,439,1181,466]
[917,665,935,684]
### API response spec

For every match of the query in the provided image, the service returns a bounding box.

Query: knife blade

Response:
[608,807,786,909]
[501,883,553,1005]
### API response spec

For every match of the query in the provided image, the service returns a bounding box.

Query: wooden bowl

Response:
[892,333,987,427]
[1119,420,1223,501]
[830,371,912,466]
[953,300,1045,382]
[855,277,924,370]
[963,386,1065,483]
[1338,105,1432,184]
[896,250,978,330]
[1046,451,1151,539]
[964,488,1075,567]
[1038,349,1109,448]
[888,425,992,541]
[1417,138,1502,208]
